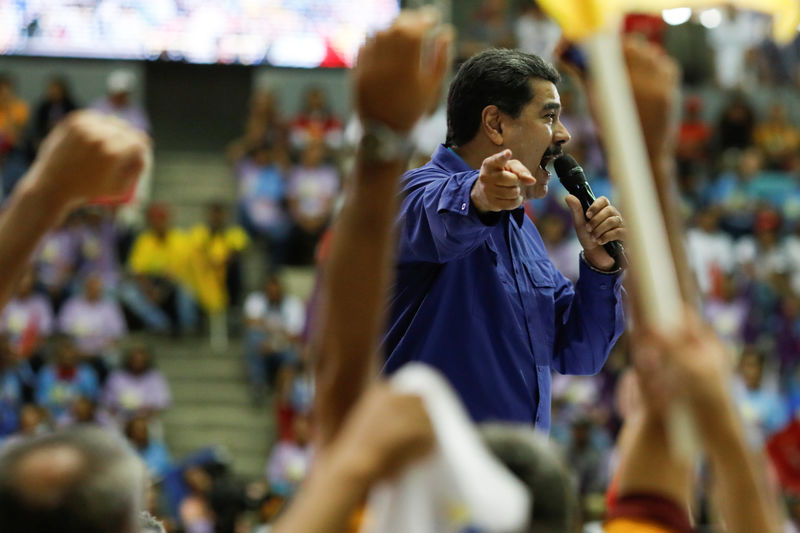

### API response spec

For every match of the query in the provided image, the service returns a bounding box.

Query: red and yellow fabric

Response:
[535,0,798,43]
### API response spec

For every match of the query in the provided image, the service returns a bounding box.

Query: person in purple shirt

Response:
[74,206,121,288]
[0,268,53,360]
[34,214,82,312]
[35,335,99,419]
[384,49,627,430]
[58,272,127,381]
[102,344,171,423]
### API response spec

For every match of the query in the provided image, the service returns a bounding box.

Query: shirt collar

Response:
[432,144,526,228]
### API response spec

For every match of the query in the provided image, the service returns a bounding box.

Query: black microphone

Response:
[553,154,626,268]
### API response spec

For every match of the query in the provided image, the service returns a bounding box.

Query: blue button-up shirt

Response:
[382,145,625,431]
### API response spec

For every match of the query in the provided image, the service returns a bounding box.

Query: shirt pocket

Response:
[484,240,516,292]
[523,260,557,364]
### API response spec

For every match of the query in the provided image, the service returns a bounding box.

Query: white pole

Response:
[584,29,697,459]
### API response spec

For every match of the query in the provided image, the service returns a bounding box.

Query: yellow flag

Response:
[536,0,799,43]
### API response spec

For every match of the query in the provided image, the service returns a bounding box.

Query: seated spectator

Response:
[734,347,789,448]
[289,87,343,153]
[735,210,789,282]
[458,0,515,60]
[227,88,288,163]
[774,293,800,374]
[785,222,800,294]
[783,363,800,421]
[676,95,712,176]
[704,272,749,355]
[91,70,150,133]
[35,335,99,420]
[74,206,121,288]
[235,143,291,270]
[0,404,51,452]
[121,204,198,334]
[125,415,172,481]
[565,416,611,521]
[243,276,305,403]
[0,335,22,440]
[58,272,127,381]
[514,2,561,61]
[180,466,216,533]
[0,73,30,197]
[56,395,114,429]
[715,92,756,153]
[704,147,764,236]
[754,103,800,170]
[34,213,82,312]
[188,202,249,314]
[30,76,78,155]
[275,359,314,442]
[15,404,48,438]
[0,268,53,363]
[286,141,339,266]
[103,344,171,422]
[686,205,735,295]
[266,413,313,497]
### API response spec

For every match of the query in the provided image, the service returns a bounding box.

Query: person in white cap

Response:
[92,70,150,134]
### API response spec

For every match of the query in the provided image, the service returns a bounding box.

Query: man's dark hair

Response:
[0,427,144,533]
[445,49,560,148]
[480,424,577,533]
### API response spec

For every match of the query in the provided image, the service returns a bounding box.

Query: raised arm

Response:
[615,316,781,533]
[313,9,451,447]
[0,111,149,308]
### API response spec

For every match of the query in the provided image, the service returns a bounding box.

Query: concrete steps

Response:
[151,150,237,228]
[152,336,275,478]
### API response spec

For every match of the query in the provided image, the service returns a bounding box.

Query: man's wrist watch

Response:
[358,120,414,164]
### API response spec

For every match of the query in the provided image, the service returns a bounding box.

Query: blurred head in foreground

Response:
[0,426,145,533]
[480,423,577,533]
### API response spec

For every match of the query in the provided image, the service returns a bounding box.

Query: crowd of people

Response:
[0,65,339,532]
[0,3,799,533]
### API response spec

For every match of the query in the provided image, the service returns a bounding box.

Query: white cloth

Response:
[363,364,530,533]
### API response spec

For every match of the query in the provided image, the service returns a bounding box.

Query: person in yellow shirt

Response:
[753,103,800,171]
[120,204,198,334]
[187,203,249,314]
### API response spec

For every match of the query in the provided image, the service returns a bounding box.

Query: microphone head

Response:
[553,154,580,178]
[553,154,585,189]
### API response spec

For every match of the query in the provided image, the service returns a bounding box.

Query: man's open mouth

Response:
[539,148,561,176]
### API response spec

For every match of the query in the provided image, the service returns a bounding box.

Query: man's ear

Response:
[481,105,504,146]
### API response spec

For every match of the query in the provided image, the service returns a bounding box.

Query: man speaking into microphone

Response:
[381,48,627,430]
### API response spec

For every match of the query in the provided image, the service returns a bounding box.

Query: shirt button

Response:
[461,202,467,210]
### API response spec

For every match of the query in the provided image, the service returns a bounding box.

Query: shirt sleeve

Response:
[397,169,500,264]
[551,254,626,375]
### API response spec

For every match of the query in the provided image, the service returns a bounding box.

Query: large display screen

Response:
[0,0,400,68]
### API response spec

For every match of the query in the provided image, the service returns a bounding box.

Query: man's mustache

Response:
[541,145,563,160]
